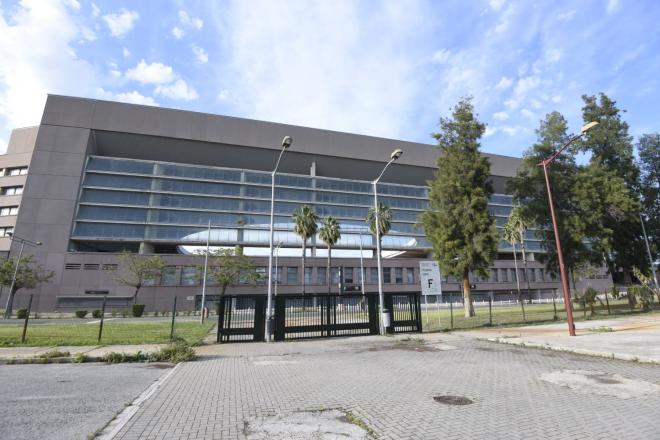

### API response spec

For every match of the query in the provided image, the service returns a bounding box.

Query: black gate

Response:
[273,294,380,341]
[216,295,266,342]
[216,293,421,343]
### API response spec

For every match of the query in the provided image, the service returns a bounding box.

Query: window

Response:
[102,263,118,271]
[255,267,267,285]
[0,206,18,216]
[344,267,353,284]
[287,267,298,284]
[304,267,313,285]
[0,226,13,237]
[537,269,545,282]
[491,269,499,283]
[272,267,282,284]
[383,267,391,283]
[500,268,508,282]
[2,186,23,196]
[356,267,363,284]
[395,268,403,284]
[406,268,414,284]
[5,167,27,176]
[370,268,379,284]
[509,268,517,282]
[527,269,536,282]
[316,267,327,285]
[65,263,81,270]
[181,267,199,286]
[330,267,339,284]
[83,264,99,270]
[160,267,176,285]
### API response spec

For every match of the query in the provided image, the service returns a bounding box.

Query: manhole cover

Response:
[433,395,473,405]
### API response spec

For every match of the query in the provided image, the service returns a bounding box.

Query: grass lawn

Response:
[419,299,658,332]
[0,320,215,347]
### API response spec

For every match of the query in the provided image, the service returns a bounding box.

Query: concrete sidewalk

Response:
[0,344,165,363]
[458,314,660,364]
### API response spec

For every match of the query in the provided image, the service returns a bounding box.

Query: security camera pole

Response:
[266,136,292,342]
[373,149,403,335]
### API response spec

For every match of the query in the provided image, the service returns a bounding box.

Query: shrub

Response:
[132,304,145,317]
[75,310,88,319]
[103,351,148,363]
[111,310,118,317]
[628,285,654,312]
[73,353,88,363]
[16,308,28,319]
[153,311,159,317]
[92,310,103,319]
[149,340,195,363]
[38,350,70,359]
[120,310,129,318]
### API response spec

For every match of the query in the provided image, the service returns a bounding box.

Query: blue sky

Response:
[0,0,659,157]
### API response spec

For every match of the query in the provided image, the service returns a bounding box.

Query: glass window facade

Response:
[72,155,528,256]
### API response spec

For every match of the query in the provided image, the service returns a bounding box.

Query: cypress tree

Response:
[421,98,498,318]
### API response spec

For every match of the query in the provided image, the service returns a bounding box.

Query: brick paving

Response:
[115,333,660,439]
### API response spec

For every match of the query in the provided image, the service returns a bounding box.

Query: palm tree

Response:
[366,202,392,257]
[319,217,341,294]
[292,205,319,295]
[508,206,534,303]
[502,219,525,321]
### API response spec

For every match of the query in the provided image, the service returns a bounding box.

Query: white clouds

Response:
[493,111,509,121]
[97,88,159,106]
[0,0,98,144]
[556,10,576,21]
[172,26,185,40]
[514,75,541,96]
[217,90,229,101]
[192,45,208,64]
[545,49,562,63]
[218,1,428,140]
[102,8,139,38]
[607,0,620,15]
[155,79,199,101]
[520,108,535,119]
[179,10,203,30]
[489,0,506,12]
[495,76,513,90]
[122,47,131,58]
[91,3,100,17]
[431,49,451,64]
[125,60,176,84]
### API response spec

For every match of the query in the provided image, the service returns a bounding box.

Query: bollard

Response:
[552,290,558,320]
[170,296,177,341]
[21,294,33,343]
[97,295,107,343]
[449,293,454,330]
[488,296,492,326]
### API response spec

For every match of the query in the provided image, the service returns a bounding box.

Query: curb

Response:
[485,337,660,365]
[95,362,182,439]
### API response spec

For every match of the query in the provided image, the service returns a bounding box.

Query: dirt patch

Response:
[243,409,373,439]
[540,370,660,399]
[433,395,474,406]
[147,362,174,369]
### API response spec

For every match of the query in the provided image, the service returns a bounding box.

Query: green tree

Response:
[292,205,319,295]
[509,112,596,283]
[421,98,498,318]
[366,202,392,251]
[578,93,646,281]
[1,254,54,318]
[114,252,166,304]
[318,217,341,294]
[637,133,659,256]
[206,246,259,297]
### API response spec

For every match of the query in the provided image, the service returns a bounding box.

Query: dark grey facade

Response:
[0,95,610,313]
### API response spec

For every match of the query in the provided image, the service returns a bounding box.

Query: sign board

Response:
[186,296,195,301]
[419,261,442,297]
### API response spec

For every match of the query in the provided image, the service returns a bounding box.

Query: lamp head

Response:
[281,136,293,149]
[581,121,599,133]
[6,232,12,237]
[36,241,42,246]
[390,149,403,161]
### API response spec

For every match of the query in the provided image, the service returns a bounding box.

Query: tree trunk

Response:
[521,238,532,304]
[133,286,140,304]
[327,245,332,295]
[3,286,18,319]
[301,241,306,295]
[462,272,474,317]
[512,242,525,321]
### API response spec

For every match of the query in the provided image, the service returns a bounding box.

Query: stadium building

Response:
[0,95,609,312]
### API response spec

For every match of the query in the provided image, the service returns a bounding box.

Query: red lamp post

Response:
[538,121,599,337]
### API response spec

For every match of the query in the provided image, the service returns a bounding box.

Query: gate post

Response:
[368,294,379,335]
[415,293,422,333]
[384,294,394,334]
[216,296,226,343]
[274,295,286,341]
[254,296,266,341]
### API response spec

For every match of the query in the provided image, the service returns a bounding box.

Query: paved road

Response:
[0,363,169,440]
[114,334,660,440]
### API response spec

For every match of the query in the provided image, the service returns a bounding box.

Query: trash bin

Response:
[381,309,391,331]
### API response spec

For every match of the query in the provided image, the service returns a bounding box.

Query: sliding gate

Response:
[216,293,421,342]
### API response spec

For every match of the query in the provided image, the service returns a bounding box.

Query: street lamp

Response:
[639,214,659,292]
[3,232,42,319]
[274,241,283,297]
[266,136,292,342]
[538,121,598,336]
[373,148,403,335]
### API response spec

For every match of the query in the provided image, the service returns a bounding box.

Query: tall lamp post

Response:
[538,121,598,336]
[639,214,659,292]
[3,232,42,319]
[373,148,403,335]
[266,136,292,342]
